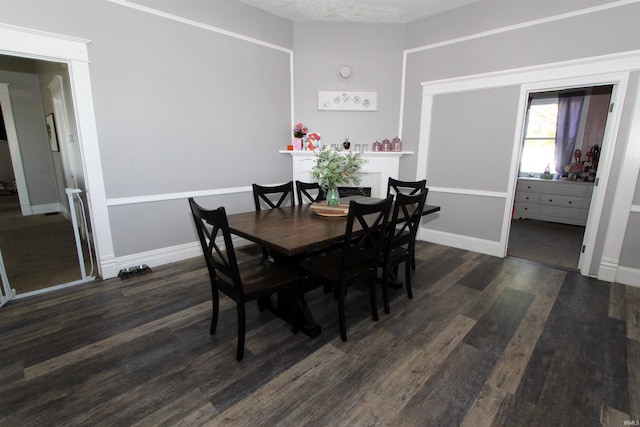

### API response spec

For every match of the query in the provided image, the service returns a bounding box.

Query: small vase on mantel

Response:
[326,186,340,207]
[342,137,351,151]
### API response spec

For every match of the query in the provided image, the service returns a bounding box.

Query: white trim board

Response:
[405,0,640,55]
[416,51,640,283]
[113,235,253,274]
[107,185,253,207]
[0,83,30,215]
[105,0,292,54]
[419,228,503,258]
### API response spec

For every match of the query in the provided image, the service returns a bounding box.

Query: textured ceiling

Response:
[235,0,483,23]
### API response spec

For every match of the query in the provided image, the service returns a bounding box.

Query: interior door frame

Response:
[0,24,117,279]
[48,75,79,191]
[513,76,626,276]
[0,83,31,214]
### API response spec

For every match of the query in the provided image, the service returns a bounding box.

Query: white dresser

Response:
[514,178,594,226]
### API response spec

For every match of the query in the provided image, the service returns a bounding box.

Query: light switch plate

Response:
[318,90,377,111]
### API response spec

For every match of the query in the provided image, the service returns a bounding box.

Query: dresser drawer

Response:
[517,180,542,192]
[516,192,539,203]
[538,205,583,220]
[514,202,538,217]
[538,194,584,208]
[541,182,588,197]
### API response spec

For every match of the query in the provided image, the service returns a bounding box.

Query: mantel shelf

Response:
[279,150,414,157]
[282,150,412,198]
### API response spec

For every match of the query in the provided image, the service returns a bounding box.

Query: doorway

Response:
[508,85,613,270]
[0,55,95,296]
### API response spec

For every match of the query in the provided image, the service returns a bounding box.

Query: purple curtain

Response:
[555,92,585,176]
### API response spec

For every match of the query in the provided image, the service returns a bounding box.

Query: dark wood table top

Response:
[227,200,441,257]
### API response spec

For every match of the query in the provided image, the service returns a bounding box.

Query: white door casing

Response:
[0,24,117,279]
[0,83,31,215]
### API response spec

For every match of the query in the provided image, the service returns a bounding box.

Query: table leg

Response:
[275,291,321,337]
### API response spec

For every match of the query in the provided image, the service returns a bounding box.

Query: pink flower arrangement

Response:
[306,133,321,150]
[293,123,308,138]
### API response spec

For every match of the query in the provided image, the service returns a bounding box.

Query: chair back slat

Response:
[386,190,429,252]
[387,178,427,197]
[295,180,325,204]
[253,182,295,211]
[341,196,393,273]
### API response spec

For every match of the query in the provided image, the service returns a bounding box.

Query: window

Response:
[520,96,558,174]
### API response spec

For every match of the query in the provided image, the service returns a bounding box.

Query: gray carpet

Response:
[508,218,584,270]
[0,194,93,294]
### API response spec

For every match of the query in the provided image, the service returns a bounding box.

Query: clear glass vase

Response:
[326,186,340,207]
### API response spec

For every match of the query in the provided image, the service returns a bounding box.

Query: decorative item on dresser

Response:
[514,178,594,226]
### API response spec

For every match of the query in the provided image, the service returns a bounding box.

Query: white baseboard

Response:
[418,228,503,258]
[24,202,62,216]
[598,257,619,283]
[111,242,202,276]
[106,235,253,279]
[615,266,640,288]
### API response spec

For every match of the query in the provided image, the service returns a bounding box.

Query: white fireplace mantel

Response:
[280,150,414,198]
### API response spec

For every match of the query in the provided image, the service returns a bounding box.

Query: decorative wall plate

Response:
[318,90,378,111]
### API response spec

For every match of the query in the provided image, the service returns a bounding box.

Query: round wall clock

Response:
[337,63,352,80]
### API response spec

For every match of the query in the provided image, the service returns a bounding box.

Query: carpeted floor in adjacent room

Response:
[0,194,93,294]
[508,218,585,270]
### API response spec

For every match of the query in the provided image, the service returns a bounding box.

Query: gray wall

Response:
[0,0,294,258]
[425,86,520,242]
[293,22,404,148]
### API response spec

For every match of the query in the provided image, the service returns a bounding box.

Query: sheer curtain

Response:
[554,91,585,176]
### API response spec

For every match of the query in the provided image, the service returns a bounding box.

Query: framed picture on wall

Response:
[45,113,59,152]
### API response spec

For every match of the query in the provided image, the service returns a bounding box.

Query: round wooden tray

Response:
[313,210,348,218]
[310,203,349,217]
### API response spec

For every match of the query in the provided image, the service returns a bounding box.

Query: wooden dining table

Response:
[226,197,441,336]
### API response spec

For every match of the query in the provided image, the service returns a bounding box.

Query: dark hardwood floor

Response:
[1,242,638,426]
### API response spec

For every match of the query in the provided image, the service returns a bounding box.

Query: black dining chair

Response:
[386,178,427,197]
[295,180,325,205]
[386,178,427,270]
[189,198,298,361]
[252,181,296,260]
[298,196,393,341]
[252,182,295,211]
[379,190,428,314]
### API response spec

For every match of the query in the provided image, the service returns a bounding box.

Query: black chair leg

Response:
[210,292,219,335]
[369,273,379,321]
[382,264,391,315]
[337,284,348,341]
[236,304,246,361]
[405,260,413,299]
